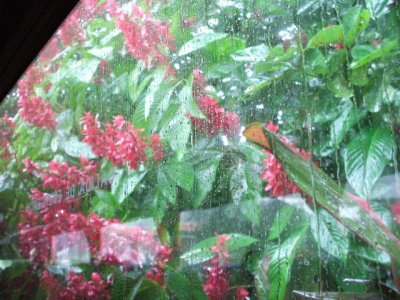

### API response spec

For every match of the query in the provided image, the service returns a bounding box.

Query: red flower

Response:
[38,38,61,63]
[23,157,98,192]
[203,234,231,300]
[82,112,156,169]
[261,121,317,198]
[182,18,196,28]
[391,200,400,224]
[17,66,42,101]
[235,287,249,300]
[0,114,15,160]
[204,265,230,300]
[18,96,57,129]
[261,150,300,197]
[189,69,240,136]
[109,0,175,67]
[150,134,166,161]
[41,271,110,300]
[146,244,173,285]
[57,8,85,47]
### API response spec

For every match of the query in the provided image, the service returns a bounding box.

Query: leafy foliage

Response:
[1,0,400,298]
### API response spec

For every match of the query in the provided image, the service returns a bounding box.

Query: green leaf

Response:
[230,161,247,204]
[160,106,192,154]
[92,190,120,218]
[181,234,258,265]
[352,239,390,264]
[307,25,344,48]
[267,205,295,241]
[113,170,147,203]
[364,80,384,112]
[265,224,308,300]
[350,40,399,69]
[110,269,140,300]
[343,6,371,46]
[327,74,353,98]
[350,66,369,86]
[60,136,96,159]
[205,37,246,60]
[179,83,205,119]
[366,0,391,18]
[311,209,349,260]
[240,191,262,226]
[165,270,207,300]
[304,48,328,76]
[351,45,376,60]
[87,47,114,60]
[144,69,166,120]
[162,160,194,191]
[178,32,228,56]
[330,100,365,147]
[136,279,167,299]
[343,126,393,198]
[193,153,223,208]
[231,44,269,62]
[157,168,177,205]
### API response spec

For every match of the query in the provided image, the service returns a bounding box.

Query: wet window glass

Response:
[1,0,400,299]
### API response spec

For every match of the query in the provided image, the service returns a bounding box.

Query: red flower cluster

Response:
[18,96,57,129]
[0,114,15,160]
[108,0,175,66]
[41,270,110,300]
[261,121,315,198]
[18,202,110,266]
[23,157,98,192]
[82,112,165,169]
[146,245,173,285]
[189,69,240,136]
[203,234,231,300]
[150,134,166,161]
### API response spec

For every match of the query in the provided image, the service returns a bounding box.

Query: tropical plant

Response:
[0,0,400,299]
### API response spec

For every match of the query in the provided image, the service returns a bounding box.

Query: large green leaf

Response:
[162,159,194,191]
[193,153,223,208]
[178,32,228,56]
[93,190,120,218]
[230,161,248,204]
[365,0,391,18]
[350,40,399,69]
[231,44,269,62]
[267,205,295,241]
[343,126,393,198]
[312,209,349,261]
[144,69,166,120]
[181,234,258,265]
[330,100,365,147]
[60,136,96,159]
[110,269,141,300]
[165,270,207,300]
[307,25,344,48]
[265,224,308,300]
[112,170,147,203]
[343,6,371,46]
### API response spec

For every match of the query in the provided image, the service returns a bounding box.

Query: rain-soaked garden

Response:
[1,0,400,299]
